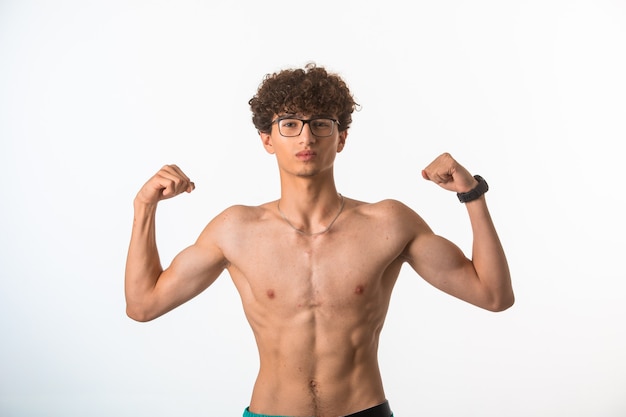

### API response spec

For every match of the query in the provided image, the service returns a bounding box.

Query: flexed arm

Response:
[407,153,514,311]
[125,165,226,322]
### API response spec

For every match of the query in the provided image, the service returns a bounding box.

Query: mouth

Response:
[296,150,317,160]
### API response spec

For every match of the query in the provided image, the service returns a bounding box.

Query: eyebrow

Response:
[277,114,334,120]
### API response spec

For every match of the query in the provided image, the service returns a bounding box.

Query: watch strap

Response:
[457,175,488,203]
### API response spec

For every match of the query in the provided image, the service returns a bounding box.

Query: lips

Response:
[296,150,317,160]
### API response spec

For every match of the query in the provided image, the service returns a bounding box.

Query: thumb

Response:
[421,170,430,181]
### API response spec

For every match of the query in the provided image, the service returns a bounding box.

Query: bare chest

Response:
[224,220,407,312]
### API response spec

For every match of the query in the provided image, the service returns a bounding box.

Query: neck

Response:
[277,175,344,236]
[277,193,344,236]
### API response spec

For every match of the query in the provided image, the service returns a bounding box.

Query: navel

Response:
[309,379,319,394]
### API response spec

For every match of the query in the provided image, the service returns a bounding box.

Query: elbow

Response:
[126,304,156,323]
[487,291,515,312]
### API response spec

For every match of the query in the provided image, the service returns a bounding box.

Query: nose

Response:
[299,122,316,144]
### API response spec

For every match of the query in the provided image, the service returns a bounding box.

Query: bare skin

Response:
[125,119,513,417]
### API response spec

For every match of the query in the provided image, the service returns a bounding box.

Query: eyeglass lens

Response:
[278,119,335,137]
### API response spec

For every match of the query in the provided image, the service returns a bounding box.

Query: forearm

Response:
[124,200,164,320]
[465,196,514,311]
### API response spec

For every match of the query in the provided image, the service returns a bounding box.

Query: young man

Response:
[125,64,513,417]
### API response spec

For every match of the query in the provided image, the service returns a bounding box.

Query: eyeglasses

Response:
[272,116,339,137]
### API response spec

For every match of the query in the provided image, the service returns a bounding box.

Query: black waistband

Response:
[343,400,392,417]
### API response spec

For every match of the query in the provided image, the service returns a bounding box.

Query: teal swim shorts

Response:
[243,407,291,417]
[243,400,393,417]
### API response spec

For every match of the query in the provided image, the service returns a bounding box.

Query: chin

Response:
[294,167,321,177]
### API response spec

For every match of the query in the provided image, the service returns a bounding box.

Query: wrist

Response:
[457,177,480,193]
[457,175,488,203]
[133,196,158,213]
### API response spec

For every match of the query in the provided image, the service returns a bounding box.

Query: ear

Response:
[259,131,275,154]
[336,130,348,153]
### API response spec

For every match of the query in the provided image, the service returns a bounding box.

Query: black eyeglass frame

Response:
[271,116,340,137]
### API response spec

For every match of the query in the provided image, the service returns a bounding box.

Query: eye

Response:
[280,119,299,128]
[312,119,332,128]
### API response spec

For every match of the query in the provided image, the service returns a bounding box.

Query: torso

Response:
[216,197,417,417]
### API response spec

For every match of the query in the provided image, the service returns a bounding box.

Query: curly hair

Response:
[249,63,358,134]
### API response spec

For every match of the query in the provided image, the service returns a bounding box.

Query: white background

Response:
[1,1,625,416]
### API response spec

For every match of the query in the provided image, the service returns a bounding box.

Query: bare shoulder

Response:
[338,197,434,267]
[215,202,272,222]
[200,202,276,233]
[341,198,433,250]
[193,202,276,264]
[350,198,429,228]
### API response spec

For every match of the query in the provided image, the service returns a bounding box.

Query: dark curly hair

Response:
[249,63,358,134]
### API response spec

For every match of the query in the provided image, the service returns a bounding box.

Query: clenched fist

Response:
[135,164,195,206]
[422,153,478,194]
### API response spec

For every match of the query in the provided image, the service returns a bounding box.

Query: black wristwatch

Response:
[457,175,489,203]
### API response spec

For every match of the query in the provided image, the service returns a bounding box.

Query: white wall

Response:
[1,1,625,416]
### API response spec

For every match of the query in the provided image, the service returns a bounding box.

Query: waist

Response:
[244,399,393,417]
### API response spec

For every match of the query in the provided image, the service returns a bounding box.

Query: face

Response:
[259,114,347,178]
